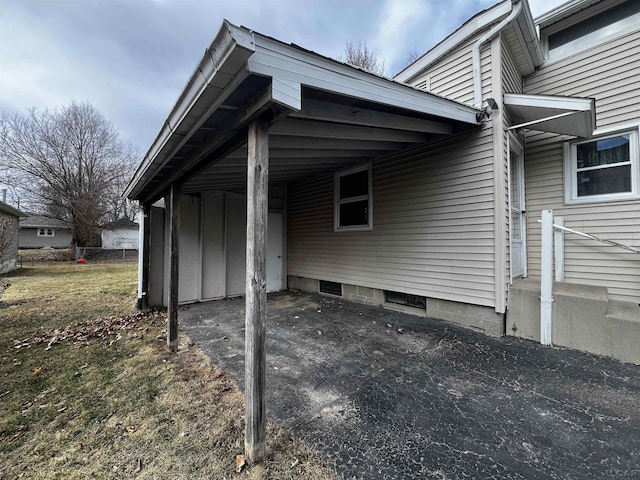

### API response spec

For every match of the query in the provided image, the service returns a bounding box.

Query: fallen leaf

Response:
[134,458,143,475]
[235,454,246,473]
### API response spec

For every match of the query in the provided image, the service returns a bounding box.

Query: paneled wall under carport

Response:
[147,191,285,307]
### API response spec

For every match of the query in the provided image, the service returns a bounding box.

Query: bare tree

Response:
[343,41,385,75]
[0,102,139,246]
[0,213,16,262]
[404,47,422,68]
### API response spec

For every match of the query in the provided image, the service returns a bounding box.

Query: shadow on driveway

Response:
[180,291,640,480]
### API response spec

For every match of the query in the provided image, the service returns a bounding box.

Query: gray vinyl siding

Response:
[410,35,491,105]
[288,124,497,307]
[18,227,73,248]
[523,30,640,303]
[283,29,502,308]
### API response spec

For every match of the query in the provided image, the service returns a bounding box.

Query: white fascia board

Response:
[504,93,593,111]
[516,0,545,67]
[535,0,602,29]
[394,1,512,83]
[125,20,255,200]
[0,201,25,218]
[248,35,480,125]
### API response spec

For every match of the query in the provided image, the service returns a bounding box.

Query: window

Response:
[564,128,639,204]
[319,280,342,296]
[334,163,372,231]
[37,228,55,237]
[385,291,426,310]
[545,1,640,62]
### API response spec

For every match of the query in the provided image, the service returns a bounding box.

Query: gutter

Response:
[124,21,255,200]
[472,0,523,107]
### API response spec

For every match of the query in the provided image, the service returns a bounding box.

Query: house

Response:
[0,200,25,274]
[18,214,73,249]
[126,0,640,347]
[125,0,639,459]
[101,218,139,249]
[394,0,640,364]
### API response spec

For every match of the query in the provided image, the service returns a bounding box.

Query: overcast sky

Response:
[0,0,565,156]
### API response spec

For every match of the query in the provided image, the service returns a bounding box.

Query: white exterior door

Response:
[510,145,527,279]
[266,212,284,292]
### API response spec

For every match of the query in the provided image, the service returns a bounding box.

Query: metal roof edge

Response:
[248,31,481,122]
[0,200,25,218]
[534,0,602,29]
[516,0,545,68]
[393,0,512,83]
[125,20,255,200]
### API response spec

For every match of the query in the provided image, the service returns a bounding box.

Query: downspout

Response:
[136,205,145,310]
[472,0,522,107]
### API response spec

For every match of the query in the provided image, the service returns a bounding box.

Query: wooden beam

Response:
[291,98,453,134]
[141,83,288,205]
[269,118,432,143]
[141,203,151,310]
[167,183,181,353]
[224,148,391,159]
[244,117,269,464]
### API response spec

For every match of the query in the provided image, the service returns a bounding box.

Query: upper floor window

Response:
[564,128,639,204]
[37,228,55,237]
[334,163,372,231]
[546,1,640,62]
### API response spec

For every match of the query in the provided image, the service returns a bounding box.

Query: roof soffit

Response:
[504,93,596,137]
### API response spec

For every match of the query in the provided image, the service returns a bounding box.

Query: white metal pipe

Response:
[506,111,577,131]
[540,210,554,346]
[137,205,145,308]
[537,219,640,254]
[554,216,565,282]
[473,0,522,107]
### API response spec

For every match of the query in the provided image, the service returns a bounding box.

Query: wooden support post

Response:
[168,183,181,353]
[141,203,151,310]
[540,210,553,346]
[244,117,269,464]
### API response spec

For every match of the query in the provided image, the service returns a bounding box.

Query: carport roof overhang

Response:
[125,21,482,203]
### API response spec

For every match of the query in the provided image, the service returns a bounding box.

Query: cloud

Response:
[0,0,568,154]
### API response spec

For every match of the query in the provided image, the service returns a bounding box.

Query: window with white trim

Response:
[564,129,639,204]
[544,1,640,63]
[37,228,55,237]
[334,163,372,231]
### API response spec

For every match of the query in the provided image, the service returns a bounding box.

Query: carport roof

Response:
[125,20,482,203]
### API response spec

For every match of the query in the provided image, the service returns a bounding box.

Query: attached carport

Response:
[125,20,481,463]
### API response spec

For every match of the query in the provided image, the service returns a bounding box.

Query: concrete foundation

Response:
[508,278,640,364]
[288,275,504,337]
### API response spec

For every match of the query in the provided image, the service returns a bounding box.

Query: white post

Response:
[554,216,564,283]
[136,206,145,308]
[540,210,553,346]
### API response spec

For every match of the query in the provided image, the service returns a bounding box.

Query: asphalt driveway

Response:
[180,291,640,480]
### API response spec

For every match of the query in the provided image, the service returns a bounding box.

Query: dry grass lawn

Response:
[0,263,337,479]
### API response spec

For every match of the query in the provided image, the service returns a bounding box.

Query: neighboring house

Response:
[126,0,639,363]
[0,201,25,274]
[101,218,139,249]
[18,214,73,249]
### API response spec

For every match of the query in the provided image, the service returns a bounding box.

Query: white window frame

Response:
[541,0,640,64]
[564,125,640,205]
[334,162,373,232]
[37,228,55,237]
